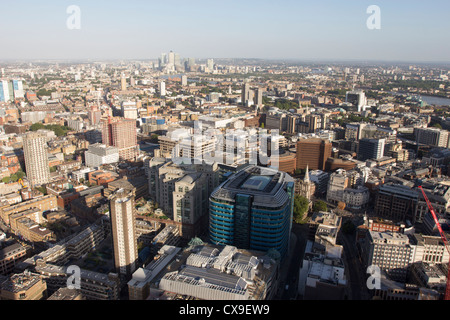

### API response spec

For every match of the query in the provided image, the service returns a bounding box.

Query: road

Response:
[279,223,308,300]
[337,219,371,300]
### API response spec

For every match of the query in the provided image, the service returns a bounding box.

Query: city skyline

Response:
[1,0,450,63]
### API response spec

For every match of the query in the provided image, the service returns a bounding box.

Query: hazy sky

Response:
[1,0,449,62]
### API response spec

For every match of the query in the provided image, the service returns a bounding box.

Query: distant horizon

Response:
[1,57,450,67]
[1,1,449,63]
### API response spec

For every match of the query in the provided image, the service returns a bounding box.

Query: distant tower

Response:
[23,132,50,187]
[160,81,166,97]
[110,188,138,277]
[121,74,127,91]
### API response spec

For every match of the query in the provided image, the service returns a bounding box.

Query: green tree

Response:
[293,195,309,224]
[313,200,328,213]
[16,170,25,180]
[30,122,45,131]
[2,176,10,184]
[150,134,159,144]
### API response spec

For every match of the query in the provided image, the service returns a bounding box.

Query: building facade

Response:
[209,166,295,259]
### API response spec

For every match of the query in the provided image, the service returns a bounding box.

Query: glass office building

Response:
[209,166,295,259]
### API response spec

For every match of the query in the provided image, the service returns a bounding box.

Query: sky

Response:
[1,0,449,63]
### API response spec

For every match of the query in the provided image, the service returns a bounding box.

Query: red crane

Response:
[418,185,450,300]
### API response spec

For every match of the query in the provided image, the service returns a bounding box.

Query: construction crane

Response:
[418,185,450,300]
[18,178,25,188]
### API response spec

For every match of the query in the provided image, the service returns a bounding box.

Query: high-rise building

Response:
[0,80,11,102]
[12,80,24,99]
[357,138,385,161]
[159,81,166,97]
[207,59,214,72]
[209,166,295,259]
[121,75,127,91]
[102,117,139,161]
[181,75,188,86]
[296,138,332,171]
[109,189,138,277]
[346,90,366,111]
[242,82,253,106]
[168,51,175,66]
[255,88,263,108]
[148,159,219,238]
[23,132,50,187]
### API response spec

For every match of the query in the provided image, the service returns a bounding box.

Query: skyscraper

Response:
[0,80,11,102]
[23,132,50,187]
[255,87,263,108]
[207,59,214,72]
[209,166,295,259]
[242,82,252,106]
[109,188,138,277]
[102,117,139,161]
[121,75,127,91]
[160,81,166,97]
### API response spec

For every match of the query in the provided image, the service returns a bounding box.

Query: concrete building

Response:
[22,132,50,187]
[362,231,413,282]
[158,244,279,300]
[128,245,181,300]
[102,117,139,161]
[85,143,119,168]
[0,271,47,300]
[109,189,138,277]
[148,159,219,238]
[299,251,347,300]
[0,243,31,275]
[358,138,385,161]
[414,127,449,148]
[374,184,419,224]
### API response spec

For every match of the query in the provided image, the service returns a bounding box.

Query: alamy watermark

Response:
[366,265,381,290]
[66,265,81,290]
[66,5,81,30]
[366,5,381,30]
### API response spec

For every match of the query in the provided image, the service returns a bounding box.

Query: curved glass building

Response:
[209,166,295,259]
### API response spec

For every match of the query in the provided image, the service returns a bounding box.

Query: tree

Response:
[16,170,25,180]
[313,200,328,213]
[2,177,10,184]
[293,195,309,224]
[30,122,45,131]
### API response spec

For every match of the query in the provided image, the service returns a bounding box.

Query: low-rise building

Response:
[0,271,47,300]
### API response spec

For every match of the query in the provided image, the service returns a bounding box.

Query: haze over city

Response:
[1,0,450,62]
[0,0,449,312]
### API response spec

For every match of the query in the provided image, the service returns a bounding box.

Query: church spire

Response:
[304,164,310,183]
